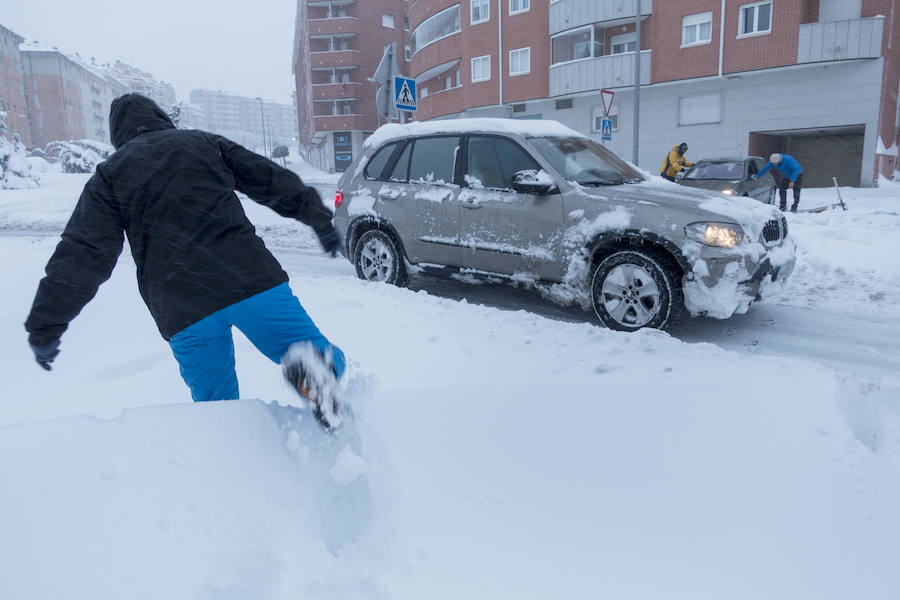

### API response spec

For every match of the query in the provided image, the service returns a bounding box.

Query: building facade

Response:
[309,0,898,186]
[189,89,299,154]
[293,0,410,172]
[0,25,33,147]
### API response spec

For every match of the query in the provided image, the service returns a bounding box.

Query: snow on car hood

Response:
[573,176,781,233]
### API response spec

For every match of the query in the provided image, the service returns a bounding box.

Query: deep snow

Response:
[1,170,899,599]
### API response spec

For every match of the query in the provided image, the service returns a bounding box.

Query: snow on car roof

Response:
[364,118,587,150]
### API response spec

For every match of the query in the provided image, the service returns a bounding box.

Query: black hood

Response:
[109,93,175,149]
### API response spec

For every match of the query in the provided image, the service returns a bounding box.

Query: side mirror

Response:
[511,170,558,195]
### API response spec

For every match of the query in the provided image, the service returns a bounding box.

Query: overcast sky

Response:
[0,0,297,104]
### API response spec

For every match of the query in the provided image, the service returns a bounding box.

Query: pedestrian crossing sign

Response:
[600,117,613,141]
[394,76,417,111]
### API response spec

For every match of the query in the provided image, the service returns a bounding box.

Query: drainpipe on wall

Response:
[633,0,641,165]
[718,0,726,77]
[497,0,504,107]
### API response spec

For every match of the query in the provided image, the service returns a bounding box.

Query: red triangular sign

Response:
[601,89,614,118]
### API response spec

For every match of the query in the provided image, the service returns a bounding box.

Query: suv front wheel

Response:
[590,249,683,331]
[353,229,409,286]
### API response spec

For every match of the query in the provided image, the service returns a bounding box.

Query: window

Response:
[409,136,461,184]
[410,5,460,55]
[472,55,491,82]
[471,0,490,25]
[739,1,772,36]
[682,11,713,47]
[382,14,395,28]
[510,0,530,15]
[592,105,618,132]
[679,93,722,125]
[405,45,412,61]
[556,98,573,110]
[551,25,604,64]
[465,136,540,189]
[509,47,530,76]
[421,87,429,98]
[611,33,636,55]
[365,141,401,180]
[389,142,412,182]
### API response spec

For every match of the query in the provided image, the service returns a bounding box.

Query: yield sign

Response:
[601,89,615,118]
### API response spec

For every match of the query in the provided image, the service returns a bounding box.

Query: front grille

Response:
[781,216,788,237]
[762,219,782,243]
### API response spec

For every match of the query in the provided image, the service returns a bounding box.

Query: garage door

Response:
[749,125,865,187]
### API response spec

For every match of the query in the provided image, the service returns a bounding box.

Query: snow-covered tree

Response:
[0,112,39,189]
[45,139,114,174]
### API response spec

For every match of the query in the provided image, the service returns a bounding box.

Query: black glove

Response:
[317,227,346,258]
[30,338,60,371]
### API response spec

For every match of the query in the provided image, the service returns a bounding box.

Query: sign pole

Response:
[633,0,641,165]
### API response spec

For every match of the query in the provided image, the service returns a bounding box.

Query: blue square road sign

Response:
[394,76,417,111]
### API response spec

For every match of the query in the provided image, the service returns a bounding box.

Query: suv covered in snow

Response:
[332,119,796,331]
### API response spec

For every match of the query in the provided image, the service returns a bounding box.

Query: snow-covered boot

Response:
[282,342,342,431]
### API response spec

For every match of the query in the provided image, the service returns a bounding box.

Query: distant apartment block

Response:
[189,89,299,153]
[293,0,409,172]
[0,25,33,147]
[107,61,176,113]
[293,0,899,185]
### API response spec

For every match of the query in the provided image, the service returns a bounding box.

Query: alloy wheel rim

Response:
[599,264,661,327]
[360,237,394,281]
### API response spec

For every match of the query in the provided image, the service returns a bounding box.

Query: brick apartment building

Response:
[190,89,299,153]
[294,0,899,185]
[0,25,33,147]
[293,0,409,172]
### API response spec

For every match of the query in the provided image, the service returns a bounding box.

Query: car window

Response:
[408,136,460,184]
[388,141,412,182]
[364,141,400,180]
[466,136,540,190]
[526,136,642,186]
[746,160,758,176]
[684,162,744,180]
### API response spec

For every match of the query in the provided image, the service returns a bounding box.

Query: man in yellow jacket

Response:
[660,142,692,181]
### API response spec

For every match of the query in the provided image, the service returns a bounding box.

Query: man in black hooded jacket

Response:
[25,93,346,426]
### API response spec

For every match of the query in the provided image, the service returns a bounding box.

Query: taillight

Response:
[334,189,344,208]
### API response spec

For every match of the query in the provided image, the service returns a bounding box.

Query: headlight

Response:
[684,222,744,247]
[721,189,734,195]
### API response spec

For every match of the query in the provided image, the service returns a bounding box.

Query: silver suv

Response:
[333,119,796,331]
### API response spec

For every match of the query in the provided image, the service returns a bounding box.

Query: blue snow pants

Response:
[168,282,346,402]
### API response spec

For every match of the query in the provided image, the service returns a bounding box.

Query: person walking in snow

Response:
[756,153,803,212]
[660,142,692,182]
[25,93,346,428]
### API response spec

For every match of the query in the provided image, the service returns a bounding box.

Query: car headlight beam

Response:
[684,222,744,248]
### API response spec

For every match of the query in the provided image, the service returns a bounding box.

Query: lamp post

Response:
[257,97,268,157]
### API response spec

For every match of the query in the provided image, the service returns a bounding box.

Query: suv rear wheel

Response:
[591,249,683,331]
[353,229,409,286]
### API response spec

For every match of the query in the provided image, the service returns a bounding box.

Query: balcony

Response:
[797,16,884,64]
[550,0,652,36]
[308,17,359,36]
[550,50,650,97]
[309,50,361,68]
[311,82,363,100]
[313,114,365,131]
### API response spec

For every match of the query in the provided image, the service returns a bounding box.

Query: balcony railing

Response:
[309,50,361,68]
[550,50,650,97]
[550,0,653,36]
[797,16,884,63]
[308,17,359,36]
[311,82,362,100]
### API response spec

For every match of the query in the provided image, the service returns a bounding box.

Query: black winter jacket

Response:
[25,93,334,344]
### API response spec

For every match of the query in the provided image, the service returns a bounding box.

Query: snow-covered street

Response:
[1,171,899,599]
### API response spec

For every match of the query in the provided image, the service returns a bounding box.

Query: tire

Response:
[590,249,683,331]
[353,229,409,286]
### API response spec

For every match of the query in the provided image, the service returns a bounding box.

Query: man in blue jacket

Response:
[25,94,346,429]
[757,153,803,212]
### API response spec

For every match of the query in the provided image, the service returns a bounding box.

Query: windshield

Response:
[684,161,745,180]
[526,136,643,186]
